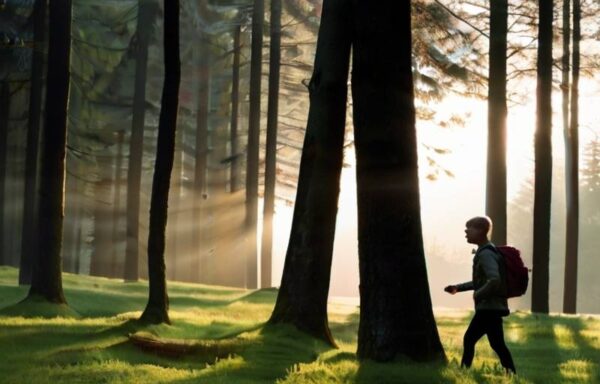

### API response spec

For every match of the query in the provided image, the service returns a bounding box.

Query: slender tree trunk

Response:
[486,0,508,246]
[563,0,580,314]
[561,0,571,156]
[245,0,264,289]
[353,1,445,362]
[9,130,25,267]
[19,0,46,284]
[139,0,180,325]
[90,177,112,277]
[111,130,125,277]
[230,25,241,193]
[269,0,351,346]
[124,0,155,282]
[27,0,71,304]
[63,162,81,274]
[74,222,82,274]
[532,0,554,314]
[0,82,8,266]
[167,125,182,281]
[62,86,82,274]
[261,0,281,289]
[193,39,209,283]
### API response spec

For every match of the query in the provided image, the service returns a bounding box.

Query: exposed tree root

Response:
[128,332,248,359]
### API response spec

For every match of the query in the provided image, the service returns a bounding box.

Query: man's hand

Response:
[444,285,458,295]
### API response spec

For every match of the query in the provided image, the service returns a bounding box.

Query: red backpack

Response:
[494,245,530,298]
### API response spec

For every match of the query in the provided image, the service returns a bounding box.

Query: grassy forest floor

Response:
[0,266,598,383]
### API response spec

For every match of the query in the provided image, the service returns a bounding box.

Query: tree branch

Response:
[433,0,489,38]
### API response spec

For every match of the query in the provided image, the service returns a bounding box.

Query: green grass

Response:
[0,265,598,383]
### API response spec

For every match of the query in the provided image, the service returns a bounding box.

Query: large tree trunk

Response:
[269,0,351,346]
[245,0,264,289]
[19,0,46,285]
[261,0,282,289]
[27,0,71,304]
[563,0,580,314]
[485,0,508,246]
[230,25,241,193]
[193,39,209,283]
[531,0,554,314]
[0,82,8,266]
[124,0,155,282]
[139,0,180,325]
[353,1,445,362]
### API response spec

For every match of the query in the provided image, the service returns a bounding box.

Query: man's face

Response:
[464,225,483,244]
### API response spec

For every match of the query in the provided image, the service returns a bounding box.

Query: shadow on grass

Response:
[165,323,334,384]
[330,311,360,344]
[68,287,240,317]
[0,294,81,318]
[46,319,238,371]
[508,313,600,382]
[355,358,451,384]
[230,288,279,305]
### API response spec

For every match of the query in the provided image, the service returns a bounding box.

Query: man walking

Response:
[445,216,516,374]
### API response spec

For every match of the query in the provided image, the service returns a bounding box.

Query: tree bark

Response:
[194,38,209,283]
[139,0,180,325]
[561,0,570,158]
[167,124,183,281]
[19,0,46,285]
[245,0,264,289]
[124,0,155,282]
[353,1,445,362]
[90,177,112,277]
[27,0,71,304]
[63,161,82,274]
[62,86,82,274]
[563,0,579,314]
[269,0,352,346]
[230,25,241,193]
[486,0,508,246]
[531,0,554,314]
[0,82,8,266]
[261,0,282,289]
[111,130,125,277]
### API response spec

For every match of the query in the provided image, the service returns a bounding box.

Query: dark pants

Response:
[461,310,516,373]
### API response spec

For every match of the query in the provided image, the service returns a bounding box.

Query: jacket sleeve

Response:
[456,281,474,292]
[474,250,501,300]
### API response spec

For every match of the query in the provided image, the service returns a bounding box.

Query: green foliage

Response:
[0,267,599,383]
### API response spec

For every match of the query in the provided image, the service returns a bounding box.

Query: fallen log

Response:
[128,332,248,359]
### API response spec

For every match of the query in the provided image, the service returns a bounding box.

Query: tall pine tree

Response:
[353,0,445,362]
[139,0,181,324]
[26,0,72,306]
[532,0,554,314]
[486,0,508,246]
[563,0,580,314]
[269,0,352,346]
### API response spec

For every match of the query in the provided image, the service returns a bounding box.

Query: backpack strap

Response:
[479,243,509,295]
[477,243,498,256]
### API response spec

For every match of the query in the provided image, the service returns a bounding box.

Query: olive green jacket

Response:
[456,242,509,315]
